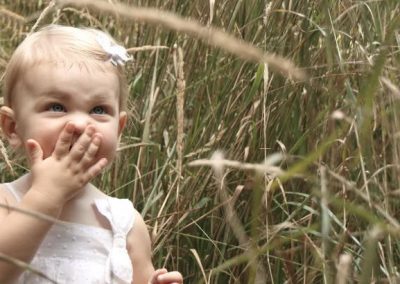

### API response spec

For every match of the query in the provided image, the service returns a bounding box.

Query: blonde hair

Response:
[3,25,128,110]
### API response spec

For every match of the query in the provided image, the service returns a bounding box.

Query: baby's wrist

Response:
[23,188,66,217]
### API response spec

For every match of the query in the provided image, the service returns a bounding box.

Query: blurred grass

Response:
[1,0,400,283]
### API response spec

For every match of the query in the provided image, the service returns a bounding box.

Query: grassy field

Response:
[1,0,400,283]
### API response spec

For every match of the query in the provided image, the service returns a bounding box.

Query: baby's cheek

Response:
[98,139,118,162]
[41,146,56,159]
[25,136,56,159]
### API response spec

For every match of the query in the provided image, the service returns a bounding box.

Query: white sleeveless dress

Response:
[2,183,135,284]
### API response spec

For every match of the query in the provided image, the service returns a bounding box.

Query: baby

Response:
[0,25,183,284]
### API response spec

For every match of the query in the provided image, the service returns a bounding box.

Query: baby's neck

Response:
[14,173,95,202]
[12,173,109,228]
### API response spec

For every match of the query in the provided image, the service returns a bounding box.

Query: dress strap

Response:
[95,197,135,284]
[2,183,21,202]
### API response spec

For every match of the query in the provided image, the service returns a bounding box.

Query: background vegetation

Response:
[1,0,400,283]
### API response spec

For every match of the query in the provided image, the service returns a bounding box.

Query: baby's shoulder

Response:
[0,174,31,204]
[0,182,18,204]
[126,209,148,242]
[0,182,18,220]
[0,183,10,195]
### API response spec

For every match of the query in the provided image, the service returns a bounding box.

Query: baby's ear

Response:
[118,111,127,136]
[0,106,22,149]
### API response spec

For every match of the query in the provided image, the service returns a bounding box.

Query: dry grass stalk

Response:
[320,166,333,283]
[142,86,159,144]
[0,138,14,175]
[336,254,352,284]
[263,2,272,26]
[353,122,372,208]
[380,76,400,99]
[208,0,215,26]
[175,46,185,182]
[56,0,306,81]
[126,45,169,53]
[0,203,64,225]
[0,107,13,172]
[0,7,25,23]
[30,0,56,34]
[189,153,283,176]
[208,151,267,282]
[190,249,209,284]
[0,202,67,280]
[327,168,400,230]
[0,252,57,283]
[208,151,249,246]
[360,226,384,283]
[262,63,271,160]
[173,45,185,265]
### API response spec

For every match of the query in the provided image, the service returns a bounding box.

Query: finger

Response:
[84,157,108,181]
[26,139,43,165]
[53,123,75,159]
[157,271,183,284]
[149,268,168,284]
[80,134,102,168]
[69,126,95,161]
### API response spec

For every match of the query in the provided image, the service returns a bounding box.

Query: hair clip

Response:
[96,33,132,66]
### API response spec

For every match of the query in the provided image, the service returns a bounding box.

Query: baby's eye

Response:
[48,103,66,112]
[91,106,107,115]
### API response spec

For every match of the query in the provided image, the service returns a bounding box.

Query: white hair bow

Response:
[96,33,132,66]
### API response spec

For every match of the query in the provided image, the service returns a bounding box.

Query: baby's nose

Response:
[69,114,91,135]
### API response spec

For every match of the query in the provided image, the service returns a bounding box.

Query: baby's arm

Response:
[0,123,107,282]
[127,211,183,284]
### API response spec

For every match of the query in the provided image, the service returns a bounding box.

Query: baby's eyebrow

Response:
[38,90,71,100]
[38,90,115,103]
[88,92,116,104]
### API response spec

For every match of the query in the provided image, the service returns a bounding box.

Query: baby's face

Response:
[11,63,126,163]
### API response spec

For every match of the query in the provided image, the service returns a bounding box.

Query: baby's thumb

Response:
[149,268,168,284]
[26,139,43,165]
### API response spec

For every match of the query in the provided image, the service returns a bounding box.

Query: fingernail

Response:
[92,136,101,144]
[65,123,75,132]
[86,126,95,135]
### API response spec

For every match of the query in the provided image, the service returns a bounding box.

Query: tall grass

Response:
[1,0,400,283]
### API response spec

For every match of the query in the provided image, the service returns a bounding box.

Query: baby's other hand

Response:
[149,268,183,284]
